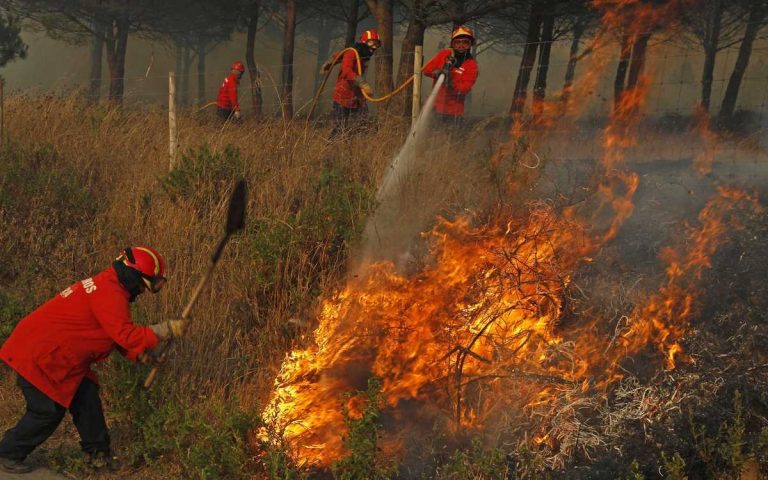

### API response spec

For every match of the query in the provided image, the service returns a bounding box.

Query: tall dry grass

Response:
[4,94,386,398]
[0,93,508,408]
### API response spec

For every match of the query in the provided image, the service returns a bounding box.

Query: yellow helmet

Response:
[451,25,475,44]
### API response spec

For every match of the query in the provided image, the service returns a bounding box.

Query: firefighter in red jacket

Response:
[0,246,185,474]
[216,61,245,121]
[422,25,479,126]
[327,29,381,137]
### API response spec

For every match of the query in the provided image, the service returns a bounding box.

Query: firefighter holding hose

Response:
[422,25,479,127]
[0,247,185,474]
[322,29,381,137]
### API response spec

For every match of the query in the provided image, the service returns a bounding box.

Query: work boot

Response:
[87,451,121,472]
[0,456,36,474]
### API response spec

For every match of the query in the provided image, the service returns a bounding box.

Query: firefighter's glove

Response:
[138,349,160,365]
[150,319,187,340]
[320,60,334,74]
[353,77,373,97]
[233,110,242,120]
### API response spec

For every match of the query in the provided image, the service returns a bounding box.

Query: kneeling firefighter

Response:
[0,247,186,474]
[422,25,479,127]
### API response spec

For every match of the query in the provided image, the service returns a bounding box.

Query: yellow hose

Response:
[198,101,217,111]
[307,47,416,121]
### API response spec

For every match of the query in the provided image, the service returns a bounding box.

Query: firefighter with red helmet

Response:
[0,246,185,474]
[216,61,246,121]
[328,29,381,137]
[422,25,479,126]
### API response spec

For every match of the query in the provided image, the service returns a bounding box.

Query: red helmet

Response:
[360,29,381,47]
[451,25,475,45]
[117,246,167,293]
[231,61,245,73]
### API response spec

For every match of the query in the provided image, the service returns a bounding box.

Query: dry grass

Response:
[0,93,511,478]
[3,94,767,479]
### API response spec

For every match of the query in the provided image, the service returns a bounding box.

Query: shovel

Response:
[143,178,248,389]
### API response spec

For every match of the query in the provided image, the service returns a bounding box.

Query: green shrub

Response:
[163,144,246,208]
[661,452,687,480]
[622,459,645,480]
[105,355,259,479]
[248,166,374,330]
[434,437,511,480]
[331,377,396,480]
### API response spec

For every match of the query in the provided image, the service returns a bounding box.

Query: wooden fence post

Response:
[412,45,423,126]
[169,71,177,171]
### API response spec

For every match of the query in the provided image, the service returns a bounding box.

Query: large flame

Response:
[258,0,757,470]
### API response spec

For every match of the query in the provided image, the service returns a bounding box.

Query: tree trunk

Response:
[718,2,764,123]
[174,39,183,79]
[196,41,206,106]
[281,0,297,119]
[366,0,394,95]
[395,16,425,117]
[245,1,263,119]
[345,0,359,47]
[88,17,105,102]
[626,32,650,90]
[180,45,191,107]
[105,14,129,105]
[561,19,585,107]
[613,33,631,111]
[532,8,555,116]
[510,4,542,115]
[700,0,723,111]
[314,16,332,91]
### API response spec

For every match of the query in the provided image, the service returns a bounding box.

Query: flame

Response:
[257,0,753,470]
[262,210,595,464]
[605,186,761,373]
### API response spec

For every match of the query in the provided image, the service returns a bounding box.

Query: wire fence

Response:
[7,36,768,166]
[48,42,764,123]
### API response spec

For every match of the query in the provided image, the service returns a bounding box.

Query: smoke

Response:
[356,74,447,270]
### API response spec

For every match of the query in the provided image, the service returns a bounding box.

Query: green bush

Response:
[163,144,246,208]
[434,437,511,480]
[105,355,259,479]
[331,377,396,480]
[248,166,374,329]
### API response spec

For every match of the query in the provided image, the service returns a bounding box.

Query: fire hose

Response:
[307,47,417,121]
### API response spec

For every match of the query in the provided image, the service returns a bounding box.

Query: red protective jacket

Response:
[422,49,479,116]
[216,72,240,111]
[0,267,159,407]
[333,47,369,109]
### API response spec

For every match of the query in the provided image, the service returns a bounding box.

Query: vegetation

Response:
[1,33,768,477]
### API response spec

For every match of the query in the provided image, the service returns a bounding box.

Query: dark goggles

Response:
[140,274,167,293]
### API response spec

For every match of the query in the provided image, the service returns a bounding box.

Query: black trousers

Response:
[0,375,110,461]
[434,113,464,129]
[217,107,234,122]
[329,102,365,138]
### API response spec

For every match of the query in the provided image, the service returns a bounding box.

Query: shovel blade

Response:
[226,179,247,234]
